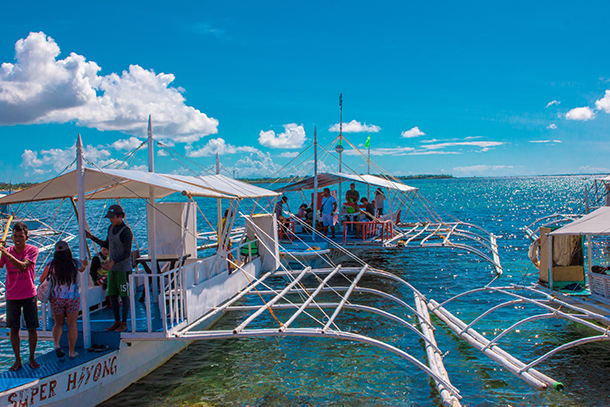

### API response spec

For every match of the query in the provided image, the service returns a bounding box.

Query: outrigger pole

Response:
[76,134,91,349]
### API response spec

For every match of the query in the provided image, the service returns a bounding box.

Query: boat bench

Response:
[586,271,610,305]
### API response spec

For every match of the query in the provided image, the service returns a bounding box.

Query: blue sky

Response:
[1,1,610,181]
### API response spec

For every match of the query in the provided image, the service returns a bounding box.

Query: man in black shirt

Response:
[86,204,133,332]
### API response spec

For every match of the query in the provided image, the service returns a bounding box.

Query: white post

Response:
[216,153,222,254]
[548,234,554,289]
[312,127,318,241]
[587,235,593,271]
[147,116,159,302]
[76,134,91,349]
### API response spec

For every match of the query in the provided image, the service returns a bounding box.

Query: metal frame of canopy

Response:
[124,265,463,406]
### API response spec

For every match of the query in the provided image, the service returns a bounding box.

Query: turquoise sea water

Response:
[4,176,610,406]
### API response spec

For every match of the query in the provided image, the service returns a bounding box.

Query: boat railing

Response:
[126,238,262,338]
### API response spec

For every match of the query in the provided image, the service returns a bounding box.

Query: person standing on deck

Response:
[40,241,88,359]
[0,222,40,371]
[86,204,133,332]
[320,188,337,238]
[345,183,360,206]
[374,188,385,216]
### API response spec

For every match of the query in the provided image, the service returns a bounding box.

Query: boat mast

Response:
[336,94,343,210]
[216,153,222,252]
[76,134,91,349]
[367,136,370,200]
[147,116,159,300]
[313,126,318,241]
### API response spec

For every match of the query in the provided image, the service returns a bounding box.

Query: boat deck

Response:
[0,344,115,392]
[0,291,162,392]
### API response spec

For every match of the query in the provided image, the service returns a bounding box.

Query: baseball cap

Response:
[105,204,124,218]
[55,240,70,252]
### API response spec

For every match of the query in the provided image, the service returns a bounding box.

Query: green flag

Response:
[364,134,370,148]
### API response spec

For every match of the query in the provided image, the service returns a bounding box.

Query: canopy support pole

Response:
[312,127,318,242]
[76,134,91,349]
[147,116,159,302]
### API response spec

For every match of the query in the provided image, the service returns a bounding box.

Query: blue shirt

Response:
[321,195,336,215]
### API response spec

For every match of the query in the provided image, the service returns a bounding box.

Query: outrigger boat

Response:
[0,119,485,407]
[425,186,610,392]
[270,128,502,276]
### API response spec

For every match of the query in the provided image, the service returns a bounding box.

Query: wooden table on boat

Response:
[135,254,191,274]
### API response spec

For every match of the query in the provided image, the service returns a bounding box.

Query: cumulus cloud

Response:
[185,138,259,157]
[565,106,595,121]
[453,165,514,176]
[0,32,218,143]
[234,151,281,177]
[112,137,142,150]
[595,90,610,113]
[401,126,425,138]
[329,120,380,133]
[547,124,557,129]
[530,140,562,144]
[258,123,306,149]
[278,151,299,158]
[546,100,560,108]
[22,144,112,172]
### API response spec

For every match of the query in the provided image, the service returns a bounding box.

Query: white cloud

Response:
[22,144,112,172]
[0,32,218,143]
[258,123,306,149]
[579,165,610,173]
[530,140,562,144]
[546,100,560,108]
[595,90,610,113]
[453,165,514,176]
[278,151,299,158]
[185,138,259,157]
[344,146,414,156]
[401,126,425,138]
[565,106,595,121]
[421,141,504,152]
[234,151,281,177]
[112,137,142,150]
[329,120,380,133]
[547,124,557,129]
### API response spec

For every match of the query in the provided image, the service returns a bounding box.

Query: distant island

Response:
[0,182,38,192]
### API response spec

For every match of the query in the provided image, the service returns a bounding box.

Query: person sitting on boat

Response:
[0,222,40,371]
[86,204,133,333]
[90,245,110,289]
[374,188,385,216]
[355,197,376,238]
[320,188,337,238]
[40,240,88,359]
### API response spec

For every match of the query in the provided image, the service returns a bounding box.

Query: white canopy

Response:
[550,207,610,236]
[164,173,279,199]
[274,172,417,193]
[0,167,277,205]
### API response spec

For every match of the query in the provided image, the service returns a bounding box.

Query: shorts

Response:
[6,297,39,330]
[322,213,333,227]
[107,270,129,297]
[50,297,81,315]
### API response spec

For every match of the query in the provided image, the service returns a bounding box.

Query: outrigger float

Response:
[0,118,500,407]
[426,200,610,392]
